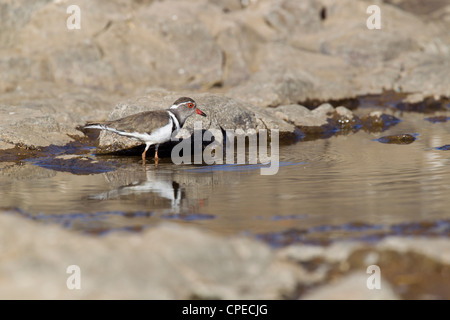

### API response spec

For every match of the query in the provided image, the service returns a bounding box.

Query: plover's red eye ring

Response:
[188,103,194,108]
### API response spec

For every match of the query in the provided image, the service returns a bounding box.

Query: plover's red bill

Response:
[83,97,207,165]
[196,108,207,117]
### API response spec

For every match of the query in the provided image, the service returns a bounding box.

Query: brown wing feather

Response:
[87,110,170,134]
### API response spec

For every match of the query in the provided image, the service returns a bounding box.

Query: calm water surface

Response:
[1,112,449,245]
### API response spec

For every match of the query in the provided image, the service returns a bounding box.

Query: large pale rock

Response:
[1,0,448,104]
[301,272,400,300]
[0,83,119,150]
[377,237,450,265]
[90,91,296,154]
[274,103,333,128]
[228,44,359,107]
[0,104,72,149]
[0,213,300,299]
[0,0,224,92]
[229,0,450,106]
[272,103,375,135]
[279,237,450,299]
[95,1,223,91]
[394,53,450,98]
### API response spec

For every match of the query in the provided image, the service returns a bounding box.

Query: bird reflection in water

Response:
[89,165,208,216]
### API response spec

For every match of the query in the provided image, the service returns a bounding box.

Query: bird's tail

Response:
[75,121,107,133]
[83,122,107,130]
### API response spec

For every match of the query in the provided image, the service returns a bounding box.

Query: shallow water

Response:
[1,110,449,245]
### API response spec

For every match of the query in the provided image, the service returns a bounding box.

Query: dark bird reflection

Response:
[89,162,213,215]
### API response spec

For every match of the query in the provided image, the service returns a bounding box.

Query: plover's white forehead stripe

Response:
[170,101,195,109]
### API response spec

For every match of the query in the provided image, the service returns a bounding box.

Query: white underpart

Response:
[85,115,175,152]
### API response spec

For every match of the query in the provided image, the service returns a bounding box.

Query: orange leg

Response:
[142,151,147,166]
[154,149,159,167]
[142,144,151,166]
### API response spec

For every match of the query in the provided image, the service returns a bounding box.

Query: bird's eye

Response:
[188,103,194,108]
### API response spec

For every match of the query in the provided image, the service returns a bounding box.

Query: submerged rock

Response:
[396,95,450,113]
[30,155,114,175]
[331,106,362,132]
[436,145,450,151]
[361,111,401,132]
[273,103,361,136]
[376,134,417,145]
[425,116,450,123]
[272,103,399,138]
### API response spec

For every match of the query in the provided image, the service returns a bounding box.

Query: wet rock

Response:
[273,103,362,136]
[258,219,450,249]
[396,95,450,113]
[425,116,450,123]
[376,134,417,145]
[0,146,36,163]
[331,106,362,132]
[436,145,450,151]
[30,155,114,175]
[87,91,296,154]
[361,111,402,132]
[0,161,57,180]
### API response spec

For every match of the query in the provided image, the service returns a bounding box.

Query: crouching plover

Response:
[83,97,207,165]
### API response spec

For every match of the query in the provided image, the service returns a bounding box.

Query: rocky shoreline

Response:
[0,0,449,152]
[0,0,449,300]
[0,212,448,299]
